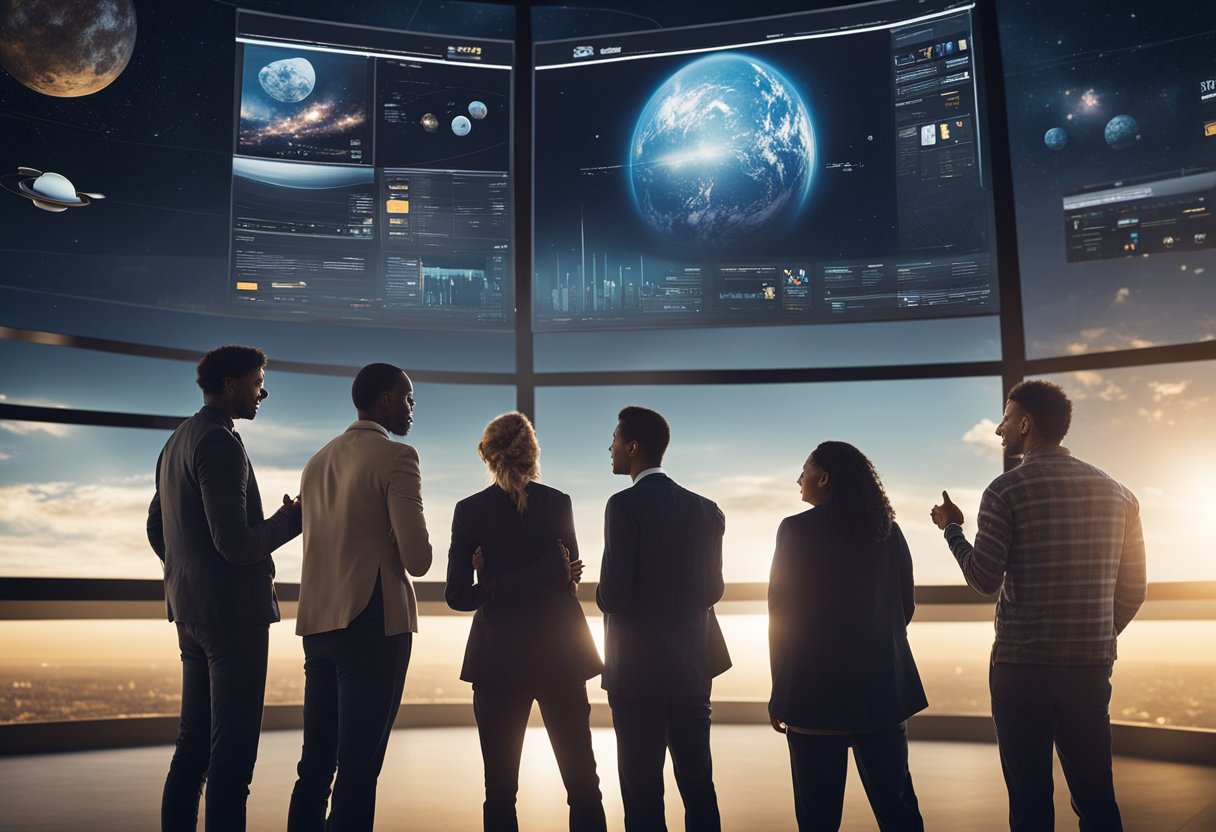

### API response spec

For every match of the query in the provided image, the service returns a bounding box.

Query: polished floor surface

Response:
[2,725,1214,830]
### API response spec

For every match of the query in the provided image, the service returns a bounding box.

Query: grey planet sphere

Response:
[468,100,488,120]
[1104,114,1140,150]
[1044,127,1068,151]
[0,0,136,97]
[451,115,472,136]
[259,57,316,104]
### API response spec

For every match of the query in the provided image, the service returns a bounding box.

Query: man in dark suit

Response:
[147,344,302,832]
[597,406,731,832]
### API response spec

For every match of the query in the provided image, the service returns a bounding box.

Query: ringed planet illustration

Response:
[1,167,105,212]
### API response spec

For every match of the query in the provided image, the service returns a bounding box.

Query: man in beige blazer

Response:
[287,362,432,832]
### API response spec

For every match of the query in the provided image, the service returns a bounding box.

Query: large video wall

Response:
[0,0,1213,731]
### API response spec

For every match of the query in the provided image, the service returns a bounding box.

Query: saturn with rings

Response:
[1,167,105,212]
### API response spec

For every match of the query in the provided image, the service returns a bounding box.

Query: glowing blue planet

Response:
[258,57,315,103]
[629,53,815,245]
[1044,126,1068,150]
[1104,114,1140,150]
[468,100,488,120]
[452,115,472,136]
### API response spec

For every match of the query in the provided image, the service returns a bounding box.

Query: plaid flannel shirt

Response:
[945,446,1146,665]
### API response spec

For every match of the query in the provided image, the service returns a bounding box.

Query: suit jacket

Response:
[146,405,301,626]
[446,483,603,691]
[296,421,433,637]
[596,473,731,700]
[768,505,928,731]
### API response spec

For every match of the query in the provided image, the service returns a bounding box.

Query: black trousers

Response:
[472,682,606,832]
[785,723,923,832]
[286,582,412,832]
[161,621,269,832]
[990,662,1123,832]
[608,693,721,832]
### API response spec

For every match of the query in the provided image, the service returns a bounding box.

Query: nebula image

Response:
[238,44,370,163]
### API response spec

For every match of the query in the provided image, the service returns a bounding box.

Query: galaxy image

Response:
[239,44,372,164]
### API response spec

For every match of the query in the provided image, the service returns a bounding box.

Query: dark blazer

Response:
[596,473,731,701]
[446,483,603,691]
[768,505,927,731]
[146,406,301,626]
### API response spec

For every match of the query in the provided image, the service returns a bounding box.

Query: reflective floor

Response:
[2,725,1214,830]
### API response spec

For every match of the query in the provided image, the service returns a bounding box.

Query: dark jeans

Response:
[990,662,1123,832]
[473,683,606,832]
[609,693,721,832]
[161,621,269,832]
[286,582,412,832]
[785,723,923,832]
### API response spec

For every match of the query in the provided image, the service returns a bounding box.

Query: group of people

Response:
[148,344,1147,832]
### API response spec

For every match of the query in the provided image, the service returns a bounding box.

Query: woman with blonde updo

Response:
[445,412,606,832]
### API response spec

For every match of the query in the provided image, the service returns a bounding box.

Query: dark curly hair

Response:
[195,345,266,395]
[810,441,894,543]
[1007,379,1072,443]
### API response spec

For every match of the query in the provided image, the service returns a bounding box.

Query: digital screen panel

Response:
[1000,0,1216,356]
[533,0,998,331]
[230,12,513,327]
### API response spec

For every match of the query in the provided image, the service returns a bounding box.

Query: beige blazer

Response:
[296,421,432,637]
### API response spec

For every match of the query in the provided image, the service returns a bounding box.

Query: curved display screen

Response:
[231,12,514,328]
[533,0,998,331]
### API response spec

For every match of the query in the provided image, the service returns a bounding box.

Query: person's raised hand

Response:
[930,490,964,530]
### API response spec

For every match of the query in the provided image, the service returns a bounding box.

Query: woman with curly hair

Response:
[768,441,927,831]
[445,412,606,832]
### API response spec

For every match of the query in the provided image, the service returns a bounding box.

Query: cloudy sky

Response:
[2,337,1212,587]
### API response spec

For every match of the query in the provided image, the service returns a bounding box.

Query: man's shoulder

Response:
[989,452,1136,502]
[179,413,238,454]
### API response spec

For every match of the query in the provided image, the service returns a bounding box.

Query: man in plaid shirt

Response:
[931,380,1145,832]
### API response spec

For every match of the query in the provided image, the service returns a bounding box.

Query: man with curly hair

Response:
[148,344,302,832]
[931,380,1146,832]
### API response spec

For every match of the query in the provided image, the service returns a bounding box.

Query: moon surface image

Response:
[258,57,316,103]
[629,53,815,245]
[451,115,471,136]
[468,100,488,120]
[0,0,136,97]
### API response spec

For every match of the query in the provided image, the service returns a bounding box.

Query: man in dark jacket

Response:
[147,344,302,832]
[598,406,731,831]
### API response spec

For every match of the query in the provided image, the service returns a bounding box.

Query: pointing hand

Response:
[930,490,964,530]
